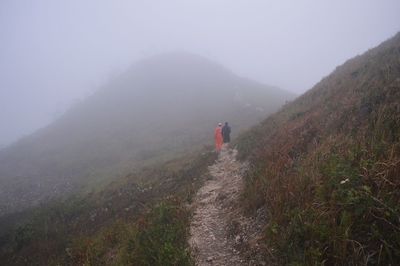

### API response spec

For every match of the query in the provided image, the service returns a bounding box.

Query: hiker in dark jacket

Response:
[222,122,231,144]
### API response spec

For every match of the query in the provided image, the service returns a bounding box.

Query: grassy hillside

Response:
[236,33,400,264]
[0,52,294,216]
[4,34,398,265]
[0,149,216,265]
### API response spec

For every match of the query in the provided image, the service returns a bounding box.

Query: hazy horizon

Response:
[1,0,399,147]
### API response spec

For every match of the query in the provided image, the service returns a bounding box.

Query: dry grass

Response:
[0,149,216,265]
[236,32,400,264]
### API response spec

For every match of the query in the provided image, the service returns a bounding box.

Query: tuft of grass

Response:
[68,199,193,266]
[120,199,193,266]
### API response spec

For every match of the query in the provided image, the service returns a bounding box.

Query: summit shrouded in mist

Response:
[1,1,400,264]
[0,52,294,214]
[2,1,398,149]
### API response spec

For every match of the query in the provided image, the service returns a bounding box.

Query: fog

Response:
[0,0,399,147]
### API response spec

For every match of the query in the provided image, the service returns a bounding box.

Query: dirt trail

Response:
[189,146,265,265]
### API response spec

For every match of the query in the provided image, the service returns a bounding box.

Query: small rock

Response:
[235,235,241,243]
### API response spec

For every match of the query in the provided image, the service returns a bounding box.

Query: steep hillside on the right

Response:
[237,32,400,265]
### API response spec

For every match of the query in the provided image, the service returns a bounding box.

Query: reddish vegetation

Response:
[237,33,400,264]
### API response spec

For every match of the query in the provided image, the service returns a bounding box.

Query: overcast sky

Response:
[0,0,399,147]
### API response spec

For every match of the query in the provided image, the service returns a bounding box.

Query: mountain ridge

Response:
[0,52,294,215]
[1,33,399,266]
[235,32,400,264]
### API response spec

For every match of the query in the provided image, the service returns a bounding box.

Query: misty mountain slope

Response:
[0,52,294,215]
[236,33,400,264]
[0,148,217,265]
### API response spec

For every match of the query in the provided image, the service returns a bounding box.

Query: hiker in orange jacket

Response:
[214,123,223,153]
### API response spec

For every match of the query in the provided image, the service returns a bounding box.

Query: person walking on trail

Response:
[214,123,223,153]
[222,122,231,144]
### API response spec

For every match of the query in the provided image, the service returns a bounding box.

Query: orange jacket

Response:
[215,126,223,151]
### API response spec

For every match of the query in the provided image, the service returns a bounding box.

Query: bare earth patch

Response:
[189,146,268,266]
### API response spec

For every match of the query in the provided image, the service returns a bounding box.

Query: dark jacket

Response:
[222,124,231,143]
